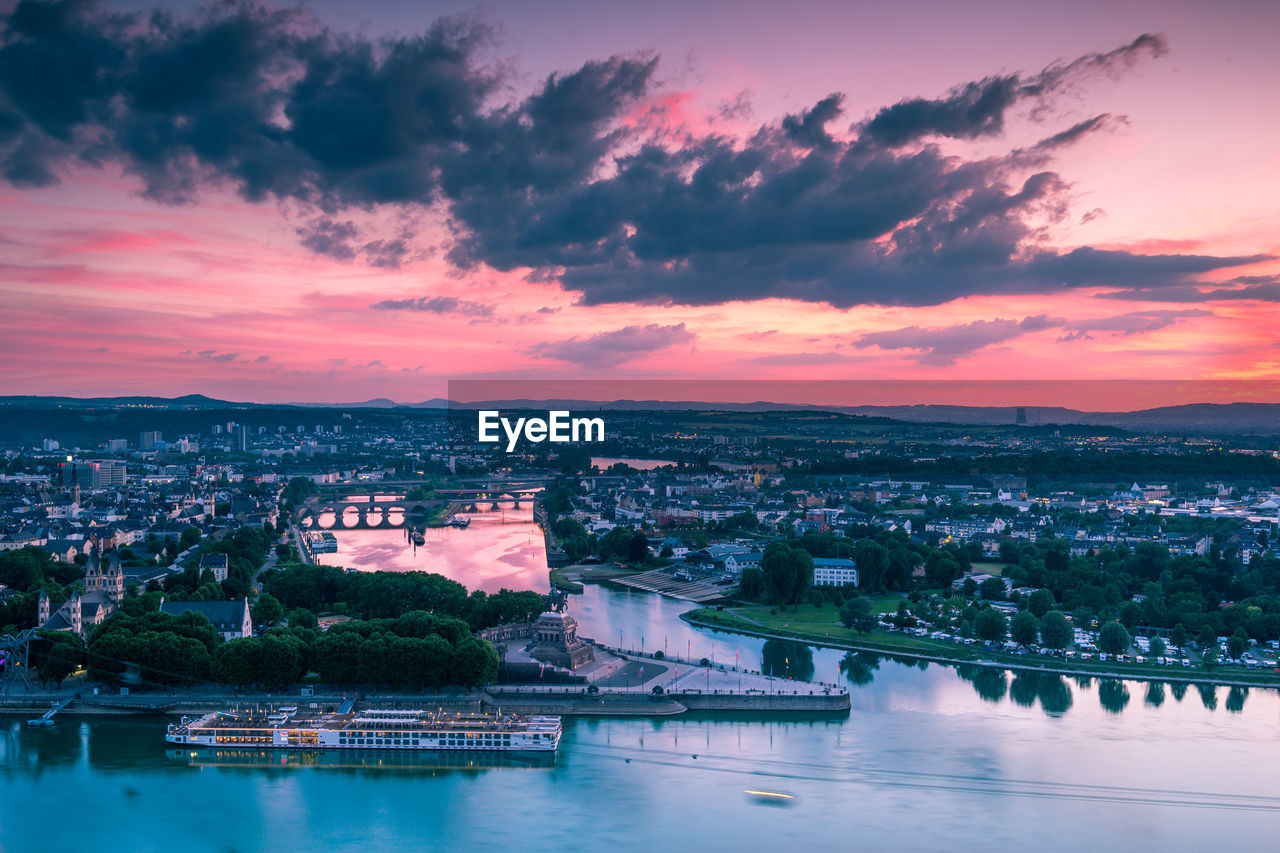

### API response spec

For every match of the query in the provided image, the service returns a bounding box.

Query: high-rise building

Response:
[140,431,161,451]
[41,438,60,452]
[235,425,248,452]
[58,460,127,489]
[91,460,128,487]
[106,438,128,452]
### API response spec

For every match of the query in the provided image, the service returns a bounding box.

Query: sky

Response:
[0,0,1278,404]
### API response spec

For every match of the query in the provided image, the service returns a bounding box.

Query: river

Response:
[590,457,676,470]
[309,500,549,593]
[4,539,1280,850]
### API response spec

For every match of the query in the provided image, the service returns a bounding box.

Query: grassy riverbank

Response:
[422,505,453,527]
[551,562,648,593]
[549,568,584,593]
[682,606,1280,689]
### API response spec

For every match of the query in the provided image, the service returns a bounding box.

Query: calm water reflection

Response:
[8,568,1280,849]
[589,457,676,470]
[5,653,1280,852]
[312,501,548,593]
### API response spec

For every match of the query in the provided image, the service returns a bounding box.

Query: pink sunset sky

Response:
[0,0,1277,404]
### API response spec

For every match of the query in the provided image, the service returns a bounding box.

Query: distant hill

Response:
[442,398,1280,432]
[2,396,1277,432]
[0,394,247,409]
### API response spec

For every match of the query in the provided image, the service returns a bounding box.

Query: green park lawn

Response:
[686,605,979,660]
[683,605,1280,686]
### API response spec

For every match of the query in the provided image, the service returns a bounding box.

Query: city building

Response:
[159,598,253,641]
[812,557,859,587]
[38,548,124,638]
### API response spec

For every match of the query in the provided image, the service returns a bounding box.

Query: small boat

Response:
[450,515,471,528]
[411,531,425,546]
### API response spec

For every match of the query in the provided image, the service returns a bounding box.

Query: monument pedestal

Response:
[526,610,595,671]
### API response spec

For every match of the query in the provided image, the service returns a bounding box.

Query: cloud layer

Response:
[0,1,1266,314]
[528,323,693,366]
[852,310,1214,365]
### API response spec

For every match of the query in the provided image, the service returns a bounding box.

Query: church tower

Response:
[85,547,103,594]
[67,591,82,636]
[38,590,50,625]
[105,553,124,602]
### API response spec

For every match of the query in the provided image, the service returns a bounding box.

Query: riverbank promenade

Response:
[0,667,850,719]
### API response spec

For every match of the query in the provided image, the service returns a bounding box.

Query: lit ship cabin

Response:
[166,706,562,753]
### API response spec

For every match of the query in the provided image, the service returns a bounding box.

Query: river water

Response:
[590,457,676,470]
[310,501,549,593]
[5,524,1280,851]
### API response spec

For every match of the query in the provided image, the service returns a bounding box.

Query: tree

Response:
[1196,625,1217,649]
[1010,611,1039,648]
[0,547,49,591]
[252,593,284,627]
[1027,588,1055,618]
[315,631,364,685]
[31,630,83,688]
[739,567,765,601]
[625,532,650,564]
[1170,623,1188,653]
[288,608,319,631]
[853,541,889,592]
[1118,600,1142,630]
[1039,610,1072,650]
[1098,621,1132,656]
[925,553,963,589]
[179,526,202,551]
[975,608,1007,643]
[979,577,1005,601]
[761,542,814,607]
[886,547,915,590]
[420,634,454,687]
[450,636,498,687]
[597,526,637,561]
[212,638,258,688]
[839,597,875,632]
[1227,627,1249,660]
[256,634,306,688]
[1149,636,1167,658]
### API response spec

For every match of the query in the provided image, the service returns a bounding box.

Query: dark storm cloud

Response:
[297,218,360,260]
[369,295,495,317]
[781,94,844,149]
[0,5,1253,307]
[527,323,693,366]
[298,217,416,267]
[859,34,1165,147]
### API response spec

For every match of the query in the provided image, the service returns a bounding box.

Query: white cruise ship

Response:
[166,706,562,752]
